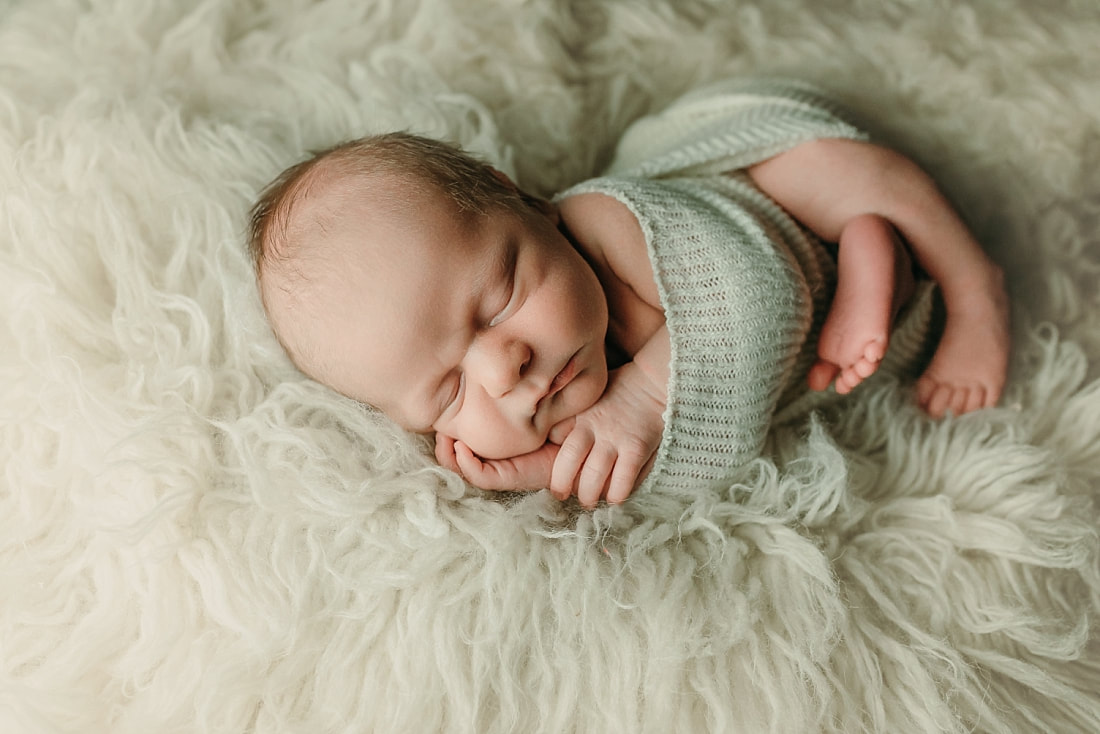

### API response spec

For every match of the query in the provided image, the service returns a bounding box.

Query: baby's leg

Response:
[915,265,1010,417]
[808,214,915,394]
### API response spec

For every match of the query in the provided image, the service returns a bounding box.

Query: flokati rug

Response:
[2,1,1100,732]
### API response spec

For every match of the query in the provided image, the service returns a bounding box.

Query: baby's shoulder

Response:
[557,189,659,310]
[557,190,646,270]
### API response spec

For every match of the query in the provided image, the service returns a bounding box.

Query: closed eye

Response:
[432,372,465,428]
[487,276,516,327]
[486,243,519,328]
[444,372,464,413]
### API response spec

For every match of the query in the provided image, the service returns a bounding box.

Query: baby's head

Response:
[248,133,609,459]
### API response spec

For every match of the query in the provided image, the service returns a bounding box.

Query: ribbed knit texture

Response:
[560,79,940,497]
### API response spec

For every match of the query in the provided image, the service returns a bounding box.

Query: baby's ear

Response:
[491,168,560,224]
[524,194,560,224]
[490,167,517,190]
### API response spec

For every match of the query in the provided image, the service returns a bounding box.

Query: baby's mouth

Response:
[548,352,579,396]
[535,350,580,416]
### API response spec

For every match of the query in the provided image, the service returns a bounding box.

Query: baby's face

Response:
[270,175,609,459]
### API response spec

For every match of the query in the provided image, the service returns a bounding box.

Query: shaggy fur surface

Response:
[2,1,1100,732]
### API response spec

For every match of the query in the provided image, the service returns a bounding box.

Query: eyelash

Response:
[443,372,465,414]
[487,273,517,328]
[442,261,518,416]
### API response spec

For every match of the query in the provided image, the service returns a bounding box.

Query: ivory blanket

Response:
[2,1,1099,732]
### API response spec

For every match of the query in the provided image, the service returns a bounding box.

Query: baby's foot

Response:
[916,266,1010,417]
[809,214,915,394]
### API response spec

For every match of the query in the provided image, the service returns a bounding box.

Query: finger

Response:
[454,441,491,487]
[607,437,654,505]
[434,433,460,473]
[547,416,576,445]
[500,443,557,491]
[605,455,641,505]
[575,445,616,509]
[550,429,594,500]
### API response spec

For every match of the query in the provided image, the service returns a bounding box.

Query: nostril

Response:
[519,352,531,377]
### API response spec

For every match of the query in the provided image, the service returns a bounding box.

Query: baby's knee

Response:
[839,213,898,248]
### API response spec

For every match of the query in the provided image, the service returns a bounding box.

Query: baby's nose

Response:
[477,339,532,399]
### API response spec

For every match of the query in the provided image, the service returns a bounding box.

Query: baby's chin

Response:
[461,366,607,461]
[463,429,548,461]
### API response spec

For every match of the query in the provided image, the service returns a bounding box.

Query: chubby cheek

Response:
[451,396,546,461]
[548,260,609,343]
[465,427,546,461]
[573,359,608,413]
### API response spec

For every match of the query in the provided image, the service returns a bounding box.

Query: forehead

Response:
[267,167,469,298]
[265,170,517,422]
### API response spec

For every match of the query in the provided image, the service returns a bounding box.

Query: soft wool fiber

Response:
[2,1,1100,733]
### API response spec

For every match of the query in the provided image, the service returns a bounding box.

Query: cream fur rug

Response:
[3,1,1100,732]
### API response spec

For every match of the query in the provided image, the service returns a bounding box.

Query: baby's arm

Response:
[747,138,1010,416]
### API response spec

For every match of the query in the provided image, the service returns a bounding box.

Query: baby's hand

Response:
[435,433,558,492]
[547,362,665,508]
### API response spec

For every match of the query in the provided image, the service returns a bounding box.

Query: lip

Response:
[535,351,579,415]
[548,352,579,396]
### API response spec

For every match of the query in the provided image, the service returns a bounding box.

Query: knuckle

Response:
[550,462,580,494]
[557,436,592,465]
[559,440,585,459]
[581,447,614,475]
[551,478,576,499]
[606,484,632,505]
[617,435,652,462]
[578,488,601,509]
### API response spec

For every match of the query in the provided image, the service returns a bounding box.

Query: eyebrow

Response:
[469,233,516,319]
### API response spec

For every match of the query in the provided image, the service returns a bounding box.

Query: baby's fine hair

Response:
[247,132,530,278]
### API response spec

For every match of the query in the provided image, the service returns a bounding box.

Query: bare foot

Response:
[916,265,1010,417]
[809,214,915,394]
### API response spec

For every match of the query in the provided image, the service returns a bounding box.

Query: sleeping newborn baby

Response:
[248,79,1010,507]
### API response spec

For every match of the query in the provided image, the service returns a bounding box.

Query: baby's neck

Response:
[604,335,630,370]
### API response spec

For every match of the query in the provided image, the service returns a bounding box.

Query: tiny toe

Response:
[834,372,851,394]
[916,376,936,407]
[927,385,953,418]
[853,357,877,379]
[984,382,1004,408]
[842,366,863,388]
[963,385,985,414]
[864,339,887,363]
[948,387,969,416]
[808,361,839,392]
